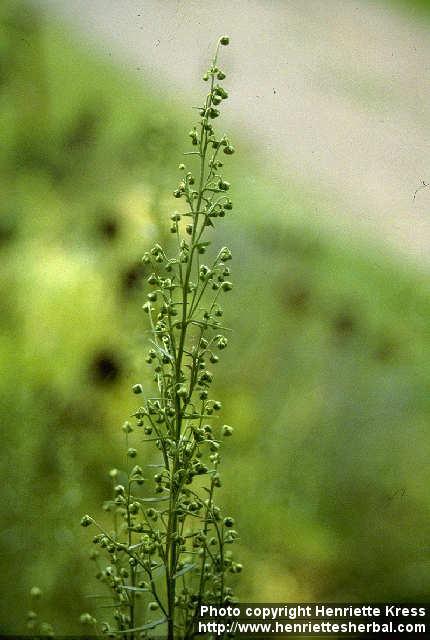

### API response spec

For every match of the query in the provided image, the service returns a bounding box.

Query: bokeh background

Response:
[1,0,429,634]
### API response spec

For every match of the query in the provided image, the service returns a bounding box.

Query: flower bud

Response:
[132,384,143,394]
[80,613,96,625]
[30,587,42,599]
[80,515,93,527]
[222,425,234,436]
[176,385,188,398]
[220,36,230,45]
[129,502,139,515]
[122,421,133,433]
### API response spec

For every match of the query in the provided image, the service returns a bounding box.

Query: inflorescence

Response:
[77,35,240,640]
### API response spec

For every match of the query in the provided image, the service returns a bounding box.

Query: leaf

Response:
[149,339,173,361]
[136,495,170,503]
[122,617,167,633]
[172,562,197,579]
[151,564,166,581]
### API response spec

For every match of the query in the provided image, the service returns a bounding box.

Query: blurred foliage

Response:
[1,0,429,634]
[394,0,430,17]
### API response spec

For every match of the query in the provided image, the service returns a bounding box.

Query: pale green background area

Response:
[32,0,430,267]
[1,0,429,635]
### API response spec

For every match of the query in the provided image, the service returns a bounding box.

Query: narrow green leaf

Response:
[172,562,197,579]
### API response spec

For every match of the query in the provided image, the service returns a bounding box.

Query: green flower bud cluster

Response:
[80,36,240,640]
[27,588,55,636]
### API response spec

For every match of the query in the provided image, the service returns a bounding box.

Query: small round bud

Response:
[122,421,133,433]
[30,587,42,599]
[149,602,159,611]
[224,145,235,155]
[217,71,226,80]
[178,163,185,170]
[127,448,137,458]
[80,515,93,528]
[80,613,96,625]
[129,502,139,515]
[132,384,143,395]
[176,385,188,398]
[223,516,235,527]
[222,425,234,437]
[219,247,232,261]
[220,36,230,45]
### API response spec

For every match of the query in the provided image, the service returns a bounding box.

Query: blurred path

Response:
[34,0,430,267]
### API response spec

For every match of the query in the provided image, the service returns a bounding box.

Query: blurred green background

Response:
[1,0,429,634]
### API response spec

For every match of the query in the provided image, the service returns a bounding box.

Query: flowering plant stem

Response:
[80,35,240,640]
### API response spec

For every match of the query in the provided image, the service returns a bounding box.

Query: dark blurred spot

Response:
[0,56,9,88]
[89,350,122,385]
[332,311,356,337]
[261,226,322,258]
[121,262,146,295]
[122,120,171,168]
[97,213,120,241]
[6,2,40,37]
[0,217,17,247]
[285,285,310,312]
[64,107,100,152]
[14,138,67,183]
[374,339,396,363]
